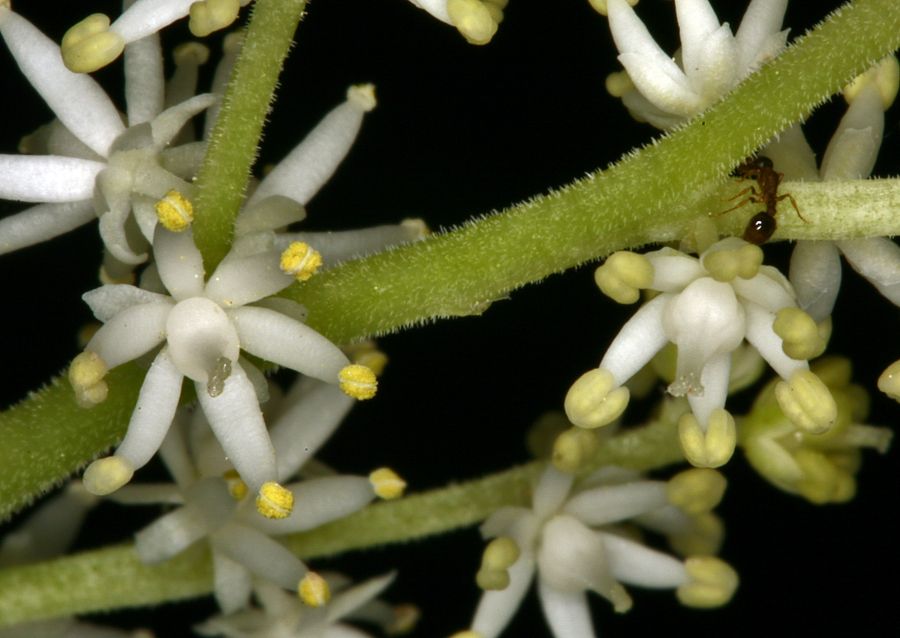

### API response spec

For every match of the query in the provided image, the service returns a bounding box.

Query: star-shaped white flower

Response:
[463,466,738,638]
[72,224,378,502]
[566,237,838,467]
[0,6,214,262]
[606,0,789,129]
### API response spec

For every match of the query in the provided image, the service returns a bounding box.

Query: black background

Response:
[1,1,898,637]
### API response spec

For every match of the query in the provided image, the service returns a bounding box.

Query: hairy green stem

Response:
[0,419,681,625]
[191,0,307,272]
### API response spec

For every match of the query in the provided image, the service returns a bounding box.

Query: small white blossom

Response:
[110,382,395,613]
[606,0,789,129]
[0,6,214,262]
[73,225,377,499]
[566,238,838,466]
[463,465,737,638]
[194,572,397,638]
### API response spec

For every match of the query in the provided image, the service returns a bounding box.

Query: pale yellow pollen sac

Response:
[666,468,727,516]
[877,359,900,403]
[702,243,763,282]
[401,218,432,239]
[339,364,378,400]
[588,0,639,17]
[594,251,654,304]
[280,242,323,281]
[298,571,331,607]
[774,370,838,435]
[677,409,736,469]
[669,512,725,558]
[793,448,856,505]
[222,469,249,500]
[773,307,827,361]
[447,0,499,45]
[843,55,900,110]
[190,0,242,38]
[347,83,378,112]
[384,603,421,636]
[476,536,520,590]
[552,426,600,473]
[256,481,294,519]
[69,350,109,408]
[173,42,211,67]
[82,456,135,496]
[155,189,195,232]
[344,341,389,377]
[449,632,487,638]
[605,69,636,97]
[676,556,739,609]
[61,14,125,74]
[369,467,406,500]
[564,368,630,429]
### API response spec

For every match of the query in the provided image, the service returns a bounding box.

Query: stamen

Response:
[677,409,736,468]
[552,427,600,473]
[298,571,331,607]
[676,557,739,608]
[774,370,838,434]
[222,469,248,500]
[564,368,630,429]
[280,241,323,281]
[155,190,194,232]
[666,468,727,515]
[594,251,654,304]
[69,350,109,408]
[82,455,135,495]
[702,243,763,282]
[773,307,827,360]
[339,364,378,400]
[447,0,498,45]
[369,467,407,499]
[347,83,377,112]
[256,481,294,519]
[61,14,124,73]
[189,0,242,38]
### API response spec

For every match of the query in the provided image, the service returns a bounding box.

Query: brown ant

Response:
[715,156,802,245]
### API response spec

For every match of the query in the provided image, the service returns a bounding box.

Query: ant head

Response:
[751,156,774,169]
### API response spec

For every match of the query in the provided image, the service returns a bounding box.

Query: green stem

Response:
[191,0,307,273]
[0,419,681,625]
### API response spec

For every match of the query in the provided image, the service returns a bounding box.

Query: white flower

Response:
[566,238,838,467]
[606,0,789,129]
[0,6,214,262]
[406,0,506,45]
[73,225,378,500]
[110,381,402,613]
[194,572,397,638]
[61,0,252,73]
[463,466,737,638]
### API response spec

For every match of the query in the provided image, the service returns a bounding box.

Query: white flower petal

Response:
[248,476,375,535]
[537,516,622,602]
[204,251,294,308]
[115,348,183,470]
[731,267,796,312]
[124,33,164,126]
[0,200,95,255]
[86,301,170,369]
[820,84,884,181]
[151,94,218,150]
[537,582,596,638]
[108,483,184,505]
[618,52,704,117]
[0,9,124,156]
[837,237,900,305]
[599,292,670,385]
[690,24,738,103]
[686,351,731,428]
[471,551,536,638]
[83,284,171,322]
[789,240,842,321]
[0,155,103,202]
[563,481,668,527]
[166,297,240,381]
[532,466,575,520]
[761,123,820,181]
[213,522,308,590]
[195,368,277,494]
[154,226,206,300]
[676,0,728,87]
[733,0,789,72]
[325,572,396,625]
[229,306,351,383]
[110,0,196,44]
[134,504,208,564]
[598,532,689,587]
[275,223,426,268]
[212,550,254,615]
[743,301,807,380]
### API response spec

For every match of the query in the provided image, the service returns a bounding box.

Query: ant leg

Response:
[712,193,761,217]
[721,185,755,203]
[777,193,804,222]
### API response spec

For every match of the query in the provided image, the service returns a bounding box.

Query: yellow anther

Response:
[702,243,763,282]
[401,218,431,239]
[669,512,725,558]
[475,568,510,591]
[222,469,249,500]
[280,242,323,281]
[61,14,125,73]
[340,364,378,400]
[155,190,194,232]
[877,359,900,403]
[189,0,241,37]
[775,369,838,434]
[552,426,599,473]
[564,368,630,429]
[256,482,294,519]
[605,70,635,97]
[384,603,421,635]
[793,449,855,504]
[298,571,331,607]
[666,468,727,515]
[677,409,736,469]
[69,350,109,408]
[369,467,406,499]
[588,0,639,17]
[347,83,377,112]
[843,55,900,110]
[482,536,520,571]
[82,456,135,496]
[450,632,487,638]
[447,0,498,45]
[773,307,827,361]
[676,556,739,609]
[345,342,388,376]
[173,42,211,66]
[594,251,654,304]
